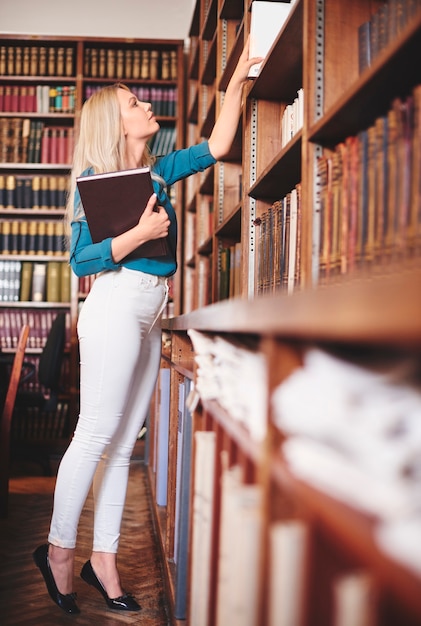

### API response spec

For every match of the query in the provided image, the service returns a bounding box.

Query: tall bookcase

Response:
[0,33,185,435]
[147,1,421,625]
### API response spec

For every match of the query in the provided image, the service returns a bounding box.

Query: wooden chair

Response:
[0,324,30,518]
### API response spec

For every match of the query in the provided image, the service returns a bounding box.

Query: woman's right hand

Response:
[137,193,170,241]
[111,193,170,263]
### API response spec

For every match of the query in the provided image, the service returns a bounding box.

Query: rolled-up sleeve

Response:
[70,219,120,277]
[154,141,216,186]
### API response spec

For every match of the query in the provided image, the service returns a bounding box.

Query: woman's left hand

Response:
[230,36,264,87]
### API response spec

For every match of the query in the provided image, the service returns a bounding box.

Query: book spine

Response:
[46,261,61,302]
[31,262,47,302]
[19,261,33,301]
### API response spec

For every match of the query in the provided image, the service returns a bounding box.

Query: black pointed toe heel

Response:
[80,560,141,611]
[33,544,80,615]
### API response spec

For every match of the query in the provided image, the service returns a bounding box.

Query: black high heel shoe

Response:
[80,560,141,611]
[33,544,80,614]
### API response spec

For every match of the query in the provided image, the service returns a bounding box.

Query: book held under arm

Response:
[76,166,170,260]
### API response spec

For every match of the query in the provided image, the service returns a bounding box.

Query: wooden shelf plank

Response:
[164,265,421,347]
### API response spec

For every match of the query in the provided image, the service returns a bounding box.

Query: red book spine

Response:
[10,86,19,112]
[4,85,11,111]
[28,86,37,112]
[57,127,66,164]
[18,86,27,112]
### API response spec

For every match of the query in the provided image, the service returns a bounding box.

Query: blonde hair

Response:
[64,83,156,234]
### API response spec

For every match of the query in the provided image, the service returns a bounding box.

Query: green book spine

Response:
[20,261,33,301]
[46,261,61,302]
[60,262,71,303]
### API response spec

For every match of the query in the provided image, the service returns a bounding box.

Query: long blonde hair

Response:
[65,83,156,231]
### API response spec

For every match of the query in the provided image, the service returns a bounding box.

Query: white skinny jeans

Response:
[48,267,168,552]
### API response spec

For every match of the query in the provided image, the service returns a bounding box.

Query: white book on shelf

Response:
[248,1,292,78]
[189,430,216,626]
[332,571,377,626]
[31,262,47,302]
[216,457,262,626]
[268,519,308,626]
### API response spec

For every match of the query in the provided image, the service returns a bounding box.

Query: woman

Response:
[33,39,262,615]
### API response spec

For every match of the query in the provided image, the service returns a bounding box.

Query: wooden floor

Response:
[0,444,172,626]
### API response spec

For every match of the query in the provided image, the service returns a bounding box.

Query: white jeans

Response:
[48,268,168,552]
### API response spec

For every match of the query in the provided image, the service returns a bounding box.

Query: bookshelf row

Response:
[0,219,66,256]
[83,46,178,81]
[0,84,77,114]
[0,174,67,209]
[11,390,71,443]
[358,0,421,72]
[316,87,421,281]
[84,84,178,117]
[0,43,74,78]
[0,42,179,82]
[0,305,71,351]
[0,84,181,117]
[0,118,74,165]
[0,259,71,304]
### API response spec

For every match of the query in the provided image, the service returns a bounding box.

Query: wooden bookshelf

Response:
[0,33,185,421]
[147,1,421,624]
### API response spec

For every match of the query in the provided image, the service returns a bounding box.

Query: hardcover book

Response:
[248,1,292,78]
[76,166,170,259]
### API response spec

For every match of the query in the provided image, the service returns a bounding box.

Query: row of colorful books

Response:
[84,84,177,117]
[0,174,67,210]
[0,219,66,256]
[0,306,71,350]
[358,0,421,73]
[0,84,77,114]
[0,259,70,304]
[0,118,74,164]
[256,184,302,295]
[84,47,178,81]
[0,44,74,77]
[316,84,421,280]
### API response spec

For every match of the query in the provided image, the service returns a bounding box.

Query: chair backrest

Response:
[38,312,66,391]
[0,324,30,517]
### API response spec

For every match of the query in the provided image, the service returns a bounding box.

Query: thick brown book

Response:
[76,167,170,259]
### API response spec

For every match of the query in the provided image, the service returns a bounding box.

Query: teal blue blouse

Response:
[70,141,216,278]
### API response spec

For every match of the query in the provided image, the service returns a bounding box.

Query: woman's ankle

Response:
[48,545,75,595]
[90,552,123,598]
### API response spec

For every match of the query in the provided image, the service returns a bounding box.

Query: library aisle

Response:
[0,447,171,626]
